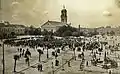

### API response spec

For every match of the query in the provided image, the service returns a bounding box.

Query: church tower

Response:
[61,5,67,24]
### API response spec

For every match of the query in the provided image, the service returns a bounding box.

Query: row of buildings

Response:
[0,6,120,36]
[0,21,26,35]
[79,26,120,36]
[96,26,120,35]
[0,21,120,36]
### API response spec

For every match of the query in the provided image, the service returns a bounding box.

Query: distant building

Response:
[0,22,26,35]
[41,20,66,32]
[96,26,120,35]
[41,6,68,32]
[78,25,94,35]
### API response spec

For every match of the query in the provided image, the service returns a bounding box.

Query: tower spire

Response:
[63,5,65,9]
[61,5,67,24]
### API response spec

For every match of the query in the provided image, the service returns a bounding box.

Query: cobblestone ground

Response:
[0,35,120,74]
[0,45,69,74]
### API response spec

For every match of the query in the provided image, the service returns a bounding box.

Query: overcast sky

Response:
[1,0,120,28]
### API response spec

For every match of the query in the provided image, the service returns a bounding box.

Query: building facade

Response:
[96,26,120,35]
[41,6,68,32]
[41,20,66,32]
[0,22,26,35]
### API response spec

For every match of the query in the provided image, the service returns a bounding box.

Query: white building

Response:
[0,22,26,35]
[96,26,120,35]
[41,6,68,32]
[41,20,66,32]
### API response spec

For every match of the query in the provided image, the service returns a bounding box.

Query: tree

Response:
[56,25,77,37]
[91,29,99,36]
[79,32,85,36]
[34,28,41,35]
[41,29,49,35]
[62,30,72,37]
[13,55,19,72]
[37,49,43,62]
[29,25,35,35]
[0,32,7,39]
[25,28,29,35]
[44,35,49,41]
[10,32,16,38]
[72,32,79,37]
[56,25,67,36]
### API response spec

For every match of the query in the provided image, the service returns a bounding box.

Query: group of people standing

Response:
[17,48,31,66]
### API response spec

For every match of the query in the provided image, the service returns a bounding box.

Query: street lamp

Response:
[73,47,76,60]
[62,55,65,71]
[47,48,49,58]
[37,49,43,62]
[62,46,65,71]
[0,2,5,74]
[2,41,5,74]
[13,55,19,72]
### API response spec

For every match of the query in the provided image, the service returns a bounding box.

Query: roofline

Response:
[41,20,49,27]
[41,20,62,27]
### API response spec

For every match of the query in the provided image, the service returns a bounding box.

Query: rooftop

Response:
[41,20,66,27]
[0,23,26,28]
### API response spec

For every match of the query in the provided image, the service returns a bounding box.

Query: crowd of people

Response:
[2,35,120,74]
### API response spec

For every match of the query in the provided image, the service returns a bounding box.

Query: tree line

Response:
[0,25,116,39]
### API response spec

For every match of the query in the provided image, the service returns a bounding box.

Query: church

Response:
[41,6,68,32]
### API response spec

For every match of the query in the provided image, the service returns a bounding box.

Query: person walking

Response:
[55,60,59,66]
[20,48,22,53]
[37,64,41,71]
[17,48,19,52]
[22,49,25,56]
[109,70,112,74]
[40,64,43,71]
[25,56,30,66]
[51,62,54,68]
[86,61,88,66]
[25,48,31,57]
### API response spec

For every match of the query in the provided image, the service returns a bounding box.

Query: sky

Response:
[1,0,120,28]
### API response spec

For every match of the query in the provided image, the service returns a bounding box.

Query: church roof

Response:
[41,20,65,27]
